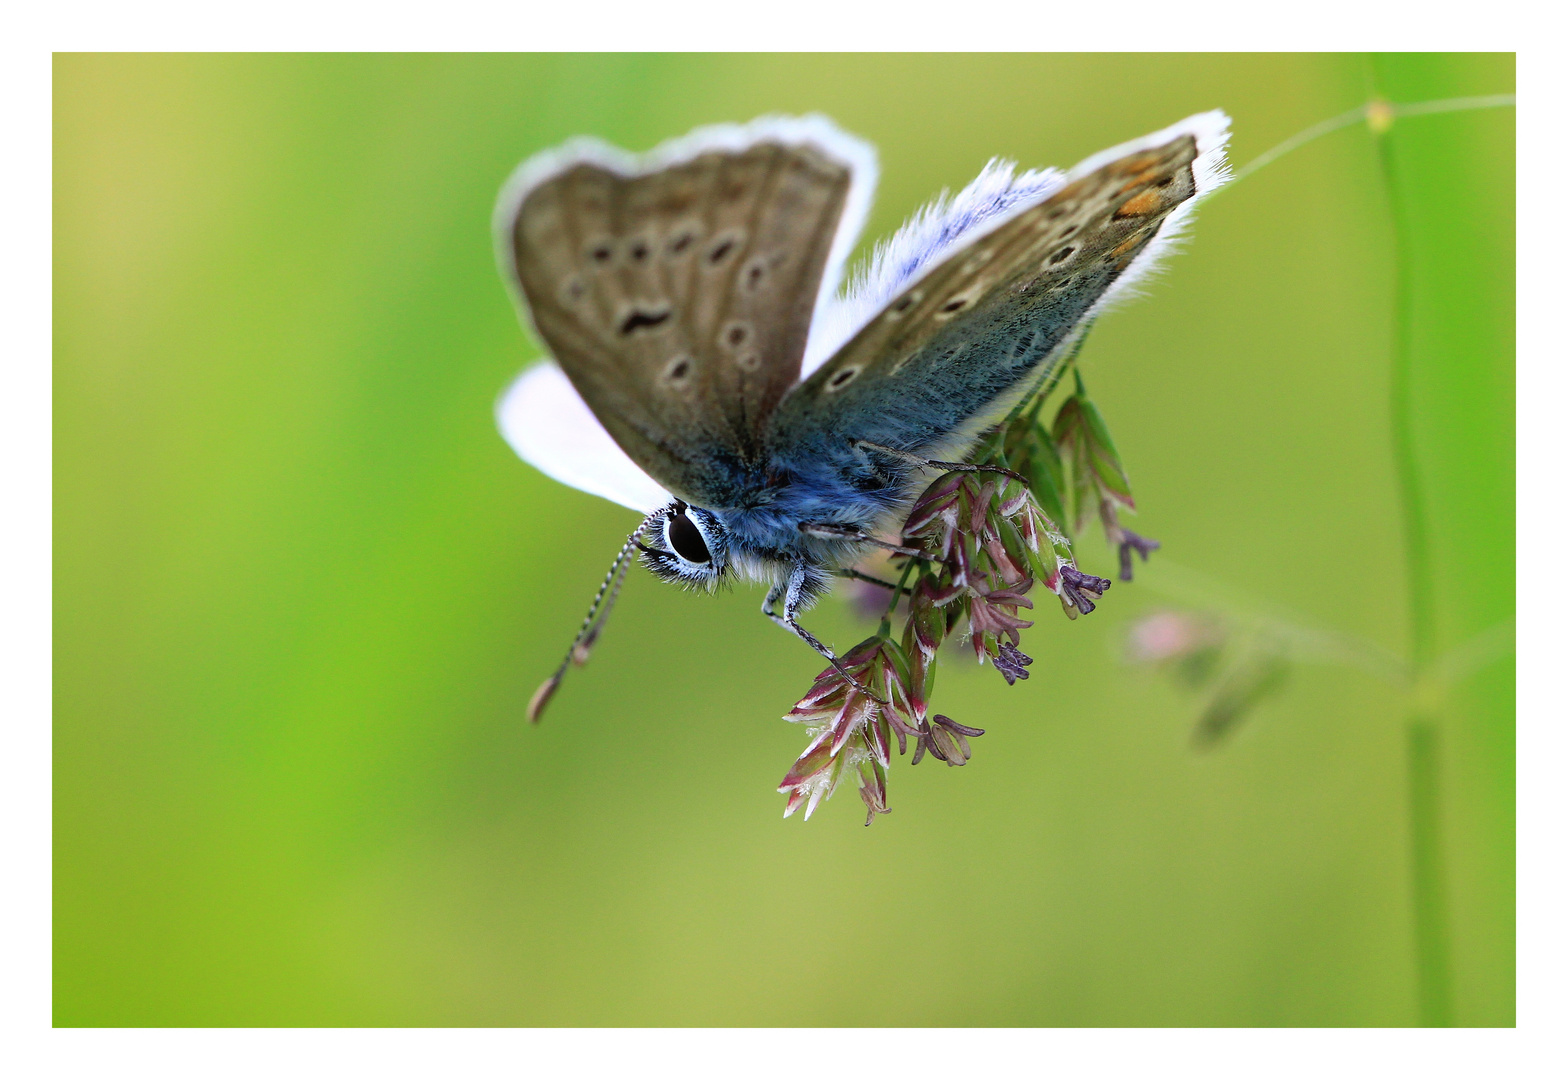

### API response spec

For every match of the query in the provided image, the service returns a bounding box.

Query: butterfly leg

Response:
[799,520,925,558]
[833,567,912,593]
[763,563,888,702]
[854,440,1028,486]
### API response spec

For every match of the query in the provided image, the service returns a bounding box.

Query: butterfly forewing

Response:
[767,135,1200,469]
[504,141,853,506]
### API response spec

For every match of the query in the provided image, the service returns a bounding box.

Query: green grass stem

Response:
[1369,58,1454,1028]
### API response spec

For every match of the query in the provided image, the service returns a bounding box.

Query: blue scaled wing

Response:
[766,122,1224,478]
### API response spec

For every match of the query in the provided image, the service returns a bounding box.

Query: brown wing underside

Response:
[779,135,1201,424]
[503,142,852,504]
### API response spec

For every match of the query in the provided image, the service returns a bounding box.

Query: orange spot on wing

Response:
[1118,168,1173,194]
[1111,234,1146,257]
[1114,189,1164,218]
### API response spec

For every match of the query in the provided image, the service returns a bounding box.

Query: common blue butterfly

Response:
[496,112,1231,719]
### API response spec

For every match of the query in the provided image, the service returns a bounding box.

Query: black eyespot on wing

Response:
[828,366,860,390]
[1049,246,1076,264]
[708,238,736,264]
[666,511,711,564]
[619,308,672,335]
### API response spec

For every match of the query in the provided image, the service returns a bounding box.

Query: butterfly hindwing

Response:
[766,135,1201,475]
[501,137,856,506]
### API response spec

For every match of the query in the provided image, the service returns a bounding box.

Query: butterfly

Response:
[495,112,1231,720]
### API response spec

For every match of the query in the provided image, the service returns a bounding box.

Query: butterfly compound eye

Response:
[666,510,712,564]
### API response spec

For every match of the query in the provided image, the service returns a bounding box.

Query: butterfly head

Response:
[637,500,730,589]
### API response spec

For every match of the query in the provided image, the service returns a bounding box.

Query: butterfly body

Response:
[496,112,1230,698]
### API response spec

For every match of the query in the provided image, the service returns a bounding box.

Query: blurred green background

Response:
[54,54,1514,1026]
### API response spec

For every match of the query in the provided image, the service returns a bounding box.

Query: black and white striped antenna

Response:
[526,530,640,723]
